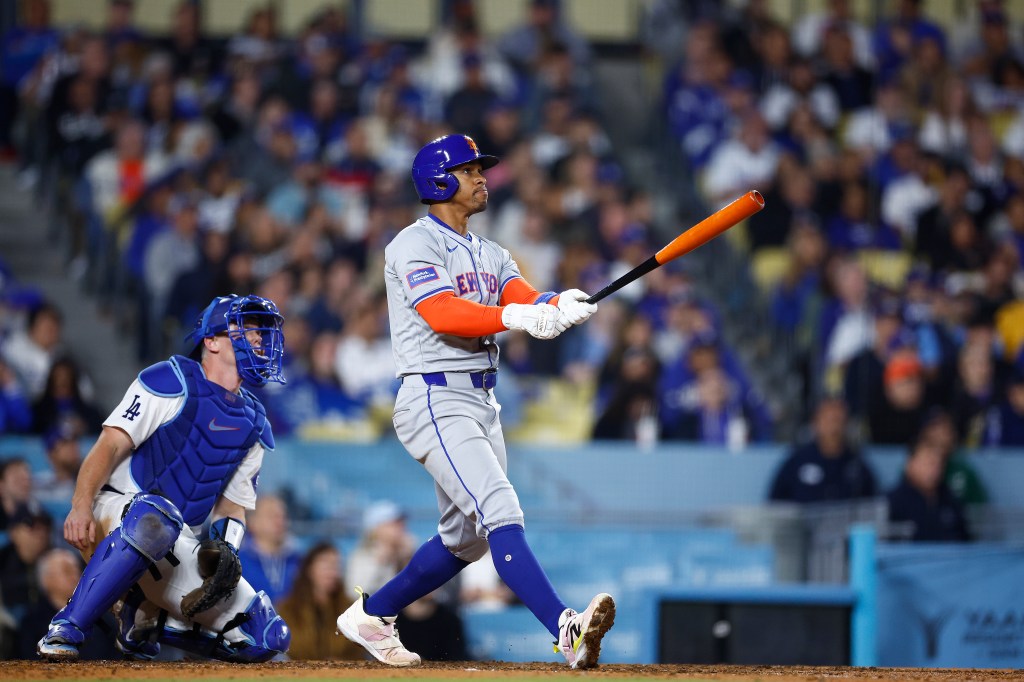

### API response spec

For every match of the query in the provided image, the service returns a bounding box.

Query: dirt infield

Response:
[2,660,1019,681]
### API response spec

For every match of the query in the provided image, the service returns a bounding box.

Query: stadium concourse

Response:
[2,660,1023,681]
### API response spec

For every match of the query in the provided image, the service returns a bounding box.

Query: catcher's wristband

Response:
[209,517,245,553]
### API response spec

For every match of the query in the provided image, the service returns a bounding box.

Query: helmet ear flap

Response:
[436,172,460,202]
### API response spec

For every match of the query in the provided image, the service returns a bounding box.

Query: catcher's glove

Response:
[180,538,242,618]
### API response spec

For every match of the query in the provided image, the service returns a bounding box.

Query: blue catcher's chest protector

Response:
[130,356,271,527]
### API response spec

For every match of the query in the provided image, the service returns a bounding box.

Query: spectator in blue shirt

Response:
[769,396,877,503]
[0,0,60,152]
[239,494,303,604]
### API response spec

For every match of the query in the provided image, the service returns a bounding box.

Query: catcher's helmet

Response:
[411,134,499,204]
[184,294,286,387]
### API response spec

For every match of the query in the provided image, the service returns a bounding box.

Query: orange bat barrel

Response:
[585,190,765,304]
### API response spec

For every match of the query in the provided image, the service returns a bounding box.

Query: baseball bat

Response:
[586,190,765,304]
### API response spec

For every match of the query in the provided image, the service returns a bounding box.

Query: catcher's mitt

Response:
[180,538,242,618]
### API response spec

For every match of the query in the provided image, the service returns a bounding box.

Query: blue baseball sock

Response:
[488,524,567,638]
[364,535,469,617]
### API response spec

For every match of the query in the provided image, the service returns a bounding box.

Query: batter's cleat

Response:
[336,587,421,667]
[555,592,616,669]
[113,593,161,660]
[37,620,86,660]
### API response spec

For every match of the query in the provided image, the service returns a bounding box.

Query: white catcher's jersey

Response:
[385,214,524,376]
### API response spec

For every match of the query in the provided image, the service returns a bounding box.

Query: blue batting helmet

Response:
[411,134,499,204]
[184,294,286,387]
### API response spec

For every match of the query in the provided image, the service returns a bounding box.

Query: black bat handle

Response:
[585,256,660,304]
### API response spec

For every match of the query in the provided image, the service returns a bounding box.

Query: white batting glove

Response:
[557,289,598,326]
[502,303,569,340]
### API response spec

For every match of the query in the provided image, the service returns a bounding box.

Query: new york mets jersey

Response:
[384,214,522,375]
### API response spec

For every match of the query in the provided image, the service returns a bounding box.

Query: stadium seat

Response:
[750,247,792,291]
[857,249,912,290]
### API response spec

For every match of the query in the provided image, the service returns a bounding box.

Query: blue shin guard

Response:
[45,494,183,638]
[488,524,567,638]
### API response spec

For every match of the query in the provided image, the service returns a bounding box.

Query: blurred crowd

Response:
[658,0,1024,451]
[2,0,1018,452]
[0,0,772,448]
[1,0,1024,658]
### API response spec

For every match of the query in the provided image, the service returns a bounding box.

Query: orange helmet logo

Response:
[464,136,479,155]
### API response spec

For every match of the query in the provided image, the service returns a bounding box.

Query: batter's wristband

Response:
[534,292,557,305]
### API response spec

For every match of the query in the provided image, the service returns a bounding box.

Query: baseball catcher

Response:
[37,294,291,662]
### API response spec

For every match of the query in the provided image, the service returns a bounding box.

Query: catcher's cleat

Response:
[335,587,421,667]
[555,592,616,669]
[113,591,161,660]
[37,619,86,660]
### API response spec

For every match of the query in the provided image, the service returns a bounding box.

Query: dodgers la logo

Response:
[122,394,142,422]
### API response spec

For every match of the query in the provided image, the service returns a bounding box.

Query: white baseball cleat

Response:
[556,592,616,669]
[336,588,421,667]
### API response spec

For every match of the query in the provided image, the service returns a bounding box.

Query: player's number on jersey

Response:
[122,394,143,422]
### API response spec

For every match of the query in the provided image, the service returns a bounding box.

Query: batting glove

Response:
[557,289,598,326]
[502,303,569,340]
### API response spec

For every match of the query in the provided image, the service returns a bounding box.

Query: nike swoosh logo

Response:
[208,419,240,432]
[446,245,459,252]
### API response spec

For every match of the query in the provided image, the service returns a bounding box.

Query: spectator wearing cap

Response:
[872,0,947,82]
[887,434,971,542]
[0,505,52,624]
[31,356,103,436]
[986,368,1024,446]
[14,548,118,660]
[239,494,303,604]
[345,500,415,595]
[659,330,772,442]
[870,349,929,445]
[0,458,34,530]
[34,424,82,506]
[769,397,877,503]
[1,302,63,400]
[670,365,755,449]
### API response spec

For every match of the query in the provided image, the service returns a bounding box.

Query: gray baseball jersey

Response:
[384,214,524,375]
[385,213,530,560]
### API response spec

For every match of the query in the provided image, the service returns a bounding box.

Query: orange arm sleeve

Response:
[500,278,560,306]
[415,291,506,337]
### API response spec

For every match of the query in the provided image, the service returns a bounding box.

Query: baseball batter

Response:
[336,134,615,669]
[36,294,291,662]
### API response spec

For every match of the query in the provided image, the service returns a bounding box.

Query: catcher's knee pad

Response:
[121,493,184,562]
